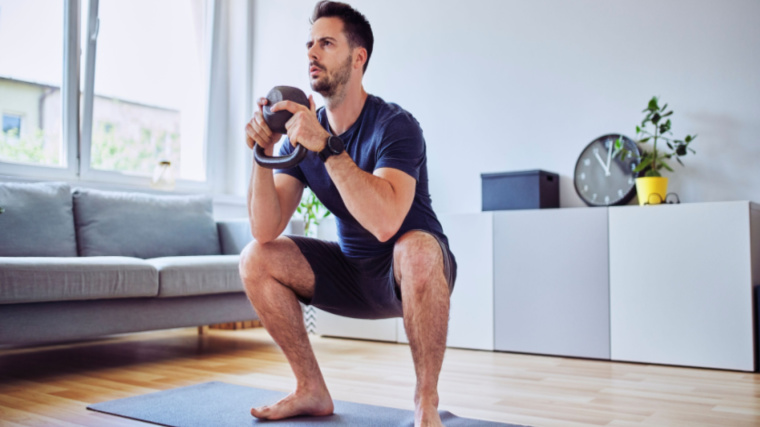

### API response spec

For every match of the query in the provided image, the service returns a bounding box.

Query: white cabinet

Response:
[493,208,610,359]
[609,201,759,371]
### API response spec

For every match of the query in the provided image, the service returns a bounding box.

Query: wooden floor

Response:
[0,327,758,427]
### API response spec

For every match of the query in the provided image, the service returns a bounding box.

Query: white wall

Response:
[247,0,760,213]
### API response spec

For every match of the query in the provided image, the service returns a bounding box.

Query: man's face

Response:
[307,17,354,97]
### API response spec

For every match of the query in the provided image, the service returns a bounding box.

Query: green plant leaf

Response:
[661,161,674,172]
[639,137,651,143]
[642,112,653,127]
[652,113,661,125]
[661,103,668,112]
[647,96,659,111]
[634,157,652,172]
[676,157,684,166]
[636,125,641,134]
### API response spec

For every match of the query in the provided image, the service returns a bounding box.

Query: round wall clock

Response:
[574,134,641,206]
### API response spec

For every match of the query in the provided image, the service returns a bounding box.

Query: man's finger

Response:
[270,100,303,114]
[257,97,269,114]
[309,95,316,113]
[253,113,272,138]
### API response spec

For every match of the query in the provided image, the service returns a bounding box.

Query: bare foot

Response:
[250,387,334,420]
[415,402,443,427]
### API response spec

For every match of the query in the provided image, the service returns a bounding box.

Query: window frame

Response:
[0,0,219,192]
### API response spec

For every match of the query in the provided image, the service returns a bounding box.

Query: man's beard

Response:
[310,53,353,100]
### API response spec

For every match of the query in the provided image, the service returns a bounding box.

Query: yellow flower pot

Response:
[635,177,669,205]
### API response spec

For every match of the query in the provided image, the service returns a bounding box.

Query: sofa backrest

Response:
[73,188,221,258]
[0,181,78,257]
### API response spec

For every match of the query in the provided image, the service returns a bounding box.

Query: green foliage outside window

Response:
[90,121,180,175]
[0,128,60,166]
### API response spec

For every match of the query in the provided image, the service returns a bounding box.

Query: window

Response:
[2,114,21,135]
[0,0,65,167]
[0,0,214,188]
[85,0,208,182]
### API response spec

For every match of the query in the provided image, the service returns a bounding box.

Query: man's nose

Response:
[307,44,319,61]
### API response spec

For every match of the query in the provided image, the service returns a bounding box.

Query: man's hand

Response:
[245,98,282,153]
[272,95,330,153]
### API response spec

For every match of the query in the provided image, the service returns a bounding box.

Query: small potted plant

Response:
[297,189,331,237]
[619,96,697,205]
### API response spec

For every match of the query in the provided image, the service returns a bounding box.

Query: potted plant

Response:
[297,189,331,237]
[618,96,697,205]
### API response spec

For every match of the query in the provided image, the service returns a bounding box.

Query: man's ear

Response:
[354,47,368,71]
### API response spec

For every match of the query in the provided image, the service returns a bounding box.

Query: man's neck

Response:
[325,84,368,136]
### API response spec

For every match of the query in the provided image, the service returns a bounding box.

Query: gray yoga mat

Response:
[87,381,526,427]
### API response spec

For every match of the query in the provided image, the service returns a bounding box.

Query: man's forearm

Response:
[247,160,285,243]
[325,152,408,242]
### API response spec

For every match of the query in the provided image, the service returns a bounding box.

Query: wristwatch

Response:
[319,135,345,163]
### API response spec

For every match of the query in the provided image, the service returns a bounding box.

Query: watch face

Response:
[327,135,344,154]
[574,134,641,206]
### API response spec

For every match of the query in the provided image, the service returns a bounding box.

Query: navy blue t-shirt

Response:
[275,94,447,258]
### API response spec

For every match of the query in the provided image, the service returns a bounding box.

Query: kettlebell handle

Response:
[254,143,308,170]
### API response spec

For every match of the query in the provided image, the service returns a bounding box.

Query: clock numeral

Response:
[592,193,598,201]
[583,185,588,192]
[628,177,634,185]
[631,163,637,171]
[584,158,591,167]
[604,195,610,204]
[581,173,586,180]
[618,189,624,197]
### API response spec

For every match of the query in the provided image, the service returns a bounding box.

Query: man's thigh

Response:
[287,236,402,320]
[241,236,317,301]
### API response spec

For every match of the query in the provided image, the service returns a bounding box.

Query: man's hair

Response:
[311,1,374,74]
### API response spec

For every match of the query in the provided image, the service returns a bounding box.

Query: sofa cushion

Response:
[0,181,78,257]
[0,257,158,304]
[73,189,221,258]
[147,255,243,297]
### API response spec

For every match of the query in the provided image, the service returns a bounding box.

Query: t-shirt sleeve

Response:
[375,114,425,181]
[273,138,307,184]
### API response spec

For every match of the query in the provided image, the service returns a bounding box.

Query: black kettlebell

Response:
[255,86,310,169]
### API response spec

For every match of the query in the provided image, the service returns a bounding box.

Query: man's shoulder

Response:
[367,95,420,130]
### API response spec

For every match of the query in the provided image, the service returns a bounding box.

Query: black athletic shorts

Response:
[287,231,457,320]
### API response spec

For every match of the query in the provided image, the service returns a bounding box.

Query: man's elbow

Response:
[373,222,402,243]
[250,222,277,245]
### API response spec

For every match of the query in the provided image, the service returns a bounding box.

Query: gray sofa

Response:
[0,181,284,347]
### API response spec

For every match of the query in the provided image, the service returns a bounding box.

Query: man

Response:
[240,2,456,426]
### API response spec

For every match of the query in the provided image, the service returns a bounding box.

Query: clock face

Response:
[574,134,641,206]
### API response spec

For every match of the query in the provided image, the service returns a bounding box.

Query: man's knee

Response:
[239,239,281,292]
[393,231,445,293]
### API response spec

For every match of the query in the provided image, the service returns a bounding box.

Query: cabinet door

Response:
[609,201,755,371]
[493,208,610,359]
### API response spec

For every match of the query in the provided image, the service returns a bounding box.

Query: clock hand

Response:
[605,141,613,176]
[594,150,610,176]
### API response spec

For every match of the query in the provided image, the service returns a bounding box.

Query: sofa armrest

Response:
[216,219,304,255]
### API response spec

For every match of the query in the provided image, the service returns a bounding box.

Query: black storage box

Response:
[481,170,559,211]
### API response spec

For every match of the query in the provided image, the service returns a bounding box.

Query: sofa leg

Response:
[197,326,208,335]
